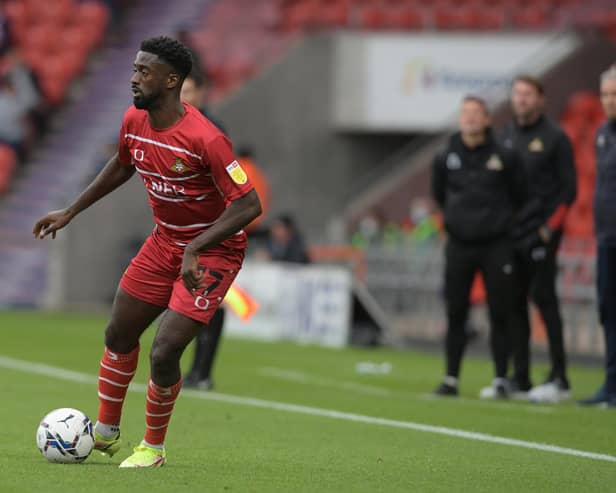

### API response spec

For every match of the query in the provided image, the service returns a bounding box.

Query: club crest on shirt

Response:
[225,160,248,184]
[446,152,462,170]
[486,154,503,171]
[528,138,544,152]
[597,134,606,148]
[169,157,189,174]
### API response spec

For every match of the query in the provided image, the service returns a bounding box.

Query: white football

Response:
[36,408,95,463]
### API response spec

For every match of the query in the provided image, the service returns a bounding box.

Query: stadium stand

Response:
[3,0,110,106]
[190,0,616,101]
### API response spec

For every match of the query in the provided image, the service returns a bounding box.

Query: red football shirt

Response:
[117,103,254,250]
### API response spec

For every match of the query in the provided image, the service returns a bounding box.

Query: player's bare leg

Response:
[95,287,166,457]
[119,309,202,468]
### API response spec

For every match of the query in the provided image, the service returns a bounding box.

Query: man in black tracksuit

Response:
[579,66,616,408]
[180,70,227,390]
[501,76,576,402]
[432,96,527,398]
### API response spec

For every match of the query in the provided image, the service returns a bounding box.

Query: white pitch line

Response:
[1,355,614,464]
[259,366,553,414]
[258,366,392,396]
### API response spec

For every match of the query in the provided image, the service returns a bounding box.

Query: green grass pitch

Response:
[0,310,614,492]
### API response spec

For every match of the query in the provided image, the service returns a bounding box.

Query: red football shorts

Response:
[119,229,244,324]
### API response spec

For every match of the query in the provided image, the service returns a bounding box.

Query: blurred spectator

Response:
[181,70,271,231]
[501,75,576,402]
[0,52,40,156]
[432,95,526,399]
[180,68,224,131]
[237,145,270,232]
[351,211,383,249]
[402,197,441,245]
[579,66,616,408]
[258,214,310,264]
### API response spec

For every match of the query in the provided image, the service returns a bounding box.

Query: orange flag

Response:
[224,284,259,321]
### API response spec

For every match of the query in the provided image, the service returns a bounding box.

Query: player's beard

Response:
[133,91,158,110]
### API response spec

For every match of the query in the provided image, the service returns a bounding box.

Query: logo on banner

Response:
[401,57,512,96]
[225,160,248,185]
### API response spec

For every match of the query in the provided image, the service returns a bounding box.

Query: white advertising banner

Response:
[333,33,580,132]
[225,261,353,348]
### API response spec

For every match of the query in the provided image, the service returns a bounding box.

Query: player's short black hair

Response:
[513,74,545,96]
[140,36,193,79]
[462,94,490,115]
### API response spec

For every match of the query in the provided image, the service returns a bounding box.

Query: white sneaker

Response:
[528,381,571,403]
[479,379,510,399]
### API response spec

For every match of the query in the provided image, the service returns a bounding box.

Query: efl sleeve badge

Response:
[225,160,248,185]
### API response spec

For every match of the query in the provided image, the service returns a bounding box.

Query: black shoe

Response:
[546,372,571,391]
[479,379,510,399]
[183,373,214,391]
[509,378,532,393]
[578,389,610,406]
[434,382,458,397]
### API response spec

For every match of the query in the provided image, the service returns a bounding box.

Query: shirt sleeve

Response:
[546,131,577,229]
[117,115,132,166]
[205,135,254,200]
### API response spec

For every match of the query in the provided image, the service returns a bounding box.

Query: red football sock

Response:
[97,346,140,427]
[143,377,182,446]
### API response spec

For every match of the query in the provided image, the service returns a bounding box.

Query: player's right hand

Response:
[32,209,73,239]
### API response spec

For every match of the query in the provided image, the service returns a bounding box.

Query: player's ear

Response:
[167,72,180,90]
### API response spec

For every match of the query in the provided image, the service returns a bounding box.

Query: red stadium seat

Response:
[358,5,387,29]
[0,145,17,194]
[3,1,30,27]
[567,91,604,120]
[461,8,506,30]
[317,0,350,28]
[21,24,57,55]
[40,76,70,106]
[77,1,110,45]
[282,1,317,31]
[560,90,604,242]
[385,7,425,30]
[37,0,74,26]
[511,7,551,29]
[433,8,466,30]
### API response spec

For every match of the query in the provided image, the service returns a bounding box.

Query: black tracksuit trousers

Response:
[445,238,514,380]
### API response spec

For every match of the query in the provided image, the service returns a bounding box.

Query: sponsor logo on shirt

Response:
[446,152,462,170]
[225,160,248,184]
[169,157,189,174]
[528,138,544,152]
[486,154,504,171]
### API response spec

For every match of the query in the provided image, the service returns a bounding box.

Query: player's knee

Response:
[104,321,137,354]
[149,339,178,376]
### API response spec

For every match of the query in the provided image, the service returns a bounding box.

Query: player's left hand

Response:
[181,247,203,292]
